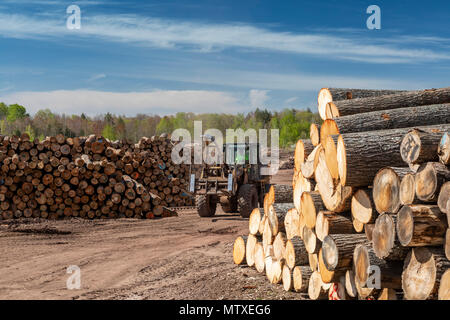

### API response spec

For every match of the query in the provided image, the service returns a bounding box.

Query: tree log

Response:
[249,208,262,235]
[397,204,447,247]
[373,167,411,214]
[268,184,293,205]
[364,223,375,242]
[437,181,450,215]
[309,123,320,146]
[301,191,325,229]
[400,173,420,205]
[233,235,248,265]
[446,229,450,261]
[254,242,265,273]
[345,270,358,298]
[294,139,314,172]
[245,234,261,267]
[327,87,450,118]
[293,171,313,214]
[284,208,300,240]
[302,226,321,254]
[308,271,328,300]
[321,234,368,272]
[300,144,321,179]
[372,213,409,260]
[353,244,402,289]
[337,125,450,187]
[331,104,450,135]
[267,203,293,234]
[438,269,450,300]
[293,265,312,292]
[351,188,376,224]
[401,126,450,165]
[285,236,309,268]
[315,211,354,241]
[402,247,450,300]
[415,162,450,202]
[317,87,404,120]
[273,232,286,260]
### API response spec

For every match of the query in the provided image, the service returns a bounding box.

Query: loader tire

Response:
[196,195,216,217]
[237,184,258,218]
[221,196,238,213]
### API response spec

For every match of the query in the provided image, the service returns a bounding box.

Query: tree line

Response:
[0,102,320,148]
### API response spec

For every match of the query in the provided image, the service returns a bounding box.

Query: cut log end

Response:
[372,214,396,259]
[351,189,373,224]
[400,173,416,205]
[249,208,262,235]
[438,269,450,300]
[233,236,246,265]
[372,167,402,214]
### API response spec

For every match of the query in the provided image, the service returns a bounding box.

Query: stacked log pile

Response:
[233,86,450,300]
[0,133,192,220]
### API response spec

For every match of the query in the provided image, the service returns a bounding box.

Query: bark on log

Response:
[415,162,450,202]
[337,125,450,187]
[372,214,409,260]
[285,236,309,268]
[331,103,450,135]
[328,87,450,119]
[268,184,294,205]
[396,204,447,247]
[317,87,404,120]
[315,211,354,241]
[400,126,450,165]
[438,132,450,165]
[267,203,293,234]
[402,247,450,300]
[321,234,368,272]
[293,265,312,293]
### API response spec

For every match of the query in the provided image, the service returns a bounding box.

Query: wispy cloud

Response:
[87,73,106,82]
[249,89,269,108]
[1,90,246,116]
[0,12,449,64]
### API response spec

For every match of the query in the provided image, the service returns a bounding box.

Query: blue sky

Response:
[0,0,449,116]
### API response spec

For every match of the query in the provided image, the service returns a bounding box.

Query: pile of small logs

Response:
[0,133,192,220]
[233,87,450,300]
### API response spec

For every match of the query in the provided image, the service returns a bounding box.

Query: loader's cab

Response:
[189,138,270,218]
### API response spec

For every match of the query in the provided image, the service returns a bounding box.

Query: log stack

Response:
[0,133,192,220]
[233,86,450,300]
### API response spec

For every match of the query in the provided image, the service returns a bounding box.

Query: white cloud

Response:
[249,89,269,108]
[87,73,106,82]
[285,97,298,104]
[2,90,246,116]
[0,12,448,64]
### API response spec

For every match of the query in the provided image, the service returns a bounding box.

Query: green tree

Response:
[7,104,27,122]
[102,124,116,140]
[0,103,8,119]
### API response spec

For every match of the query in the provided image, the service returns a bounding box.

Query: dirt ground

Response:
[0,168,305,300]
